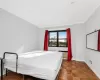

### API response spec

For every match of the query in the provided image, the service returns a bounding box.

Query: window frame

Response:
[48,30,67,47]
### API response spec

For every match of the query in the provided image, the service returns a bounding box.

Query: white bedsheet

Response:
[4,51,63,80]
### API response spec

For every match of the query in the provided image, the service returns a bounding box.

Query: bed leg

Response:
[6,68,7,76]
[23,75,25,80]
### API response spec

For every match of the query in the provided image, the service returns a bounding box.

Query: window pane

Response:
[58,32,67,47]
[49,32,57,47]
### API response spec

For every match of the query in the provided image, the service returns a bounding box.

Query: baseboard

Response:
[63,58,67,60]
[72,58,85,62]
[85,61,100,79]
[75,59,85,62]
[72,58,76,61]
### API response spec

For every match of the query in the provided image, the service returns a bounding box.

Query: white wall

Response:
[74,24,86,61]
[85,6,100,78]
[0,9,39,57]
[38,24,86,61]
[38,28,45,50]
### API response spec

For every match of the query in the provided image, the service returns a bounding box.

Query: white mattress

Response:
[4,51,63,80]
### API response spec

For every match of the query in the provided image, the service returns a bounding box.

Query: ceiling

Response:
[0,0,100,28]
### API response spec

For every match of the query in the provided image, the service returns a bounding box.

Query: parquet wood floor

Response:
[58,60,100,80]
[1,60,100,80]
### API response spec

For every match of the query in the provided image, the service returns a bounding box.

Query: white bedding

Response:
[4,51,63,80]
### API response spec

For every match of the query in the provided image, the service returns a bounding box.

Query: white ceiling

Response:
[0,0,100,28]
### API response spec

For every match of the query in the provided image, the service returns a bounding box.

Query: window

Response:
[49,30,68,47]
[49,32,57,47]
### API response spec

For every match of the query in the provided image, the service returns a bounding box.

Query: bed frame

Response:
[2,52,18,79]
[2,52,44,80]
[2,52,60,80]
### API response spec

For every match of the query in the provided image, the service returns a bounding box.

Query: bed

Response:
[4,51,63,80]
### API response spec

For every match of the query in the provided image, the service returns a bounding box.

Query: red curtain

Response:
[44,30,49,51]
[98,30,100,51]
[66,28,72,61]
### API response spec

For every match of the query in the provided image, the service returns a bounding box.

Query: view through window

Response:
[49,30,68,47]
